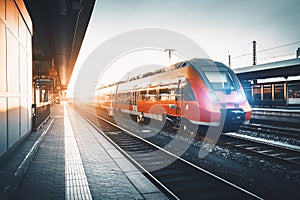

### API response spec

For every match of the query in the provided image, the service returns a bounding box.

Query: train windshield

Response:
[204,70,237,91]
[191,61,240,92]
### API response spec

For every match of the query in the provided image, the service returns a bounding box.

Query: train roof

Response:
[96,58,226,89]
[234,58,300,80]
[131,58,226,80]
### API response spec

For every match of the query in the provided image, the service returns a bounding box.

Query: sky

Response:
[68,0,300,96]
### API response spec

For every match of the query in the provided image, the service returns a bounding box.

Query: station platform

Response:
[0,103,167,200]
[251,107,300,126]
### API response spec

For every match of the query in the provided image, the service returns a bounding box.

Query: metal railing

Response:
[32,102,50,130]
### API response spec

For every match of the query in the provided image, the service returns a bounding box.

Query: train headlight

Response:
[237,91,244,102]
[209,91,220,102]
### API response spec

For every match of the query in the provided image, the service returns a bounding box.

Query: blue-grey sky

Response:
[88,0,299,62]
[69,0,300,91]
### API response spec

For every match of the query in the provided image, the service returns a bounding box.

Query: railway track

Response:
[240,123,300,141]
[221,131,300,167]
[76,106,262,200]
[88,106,300,168]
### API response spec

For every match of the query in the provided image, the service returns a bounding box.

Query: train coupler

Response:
[221,108,245,132]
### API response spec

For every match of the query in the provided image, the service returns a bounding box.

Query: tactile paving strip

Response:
[64,105,93,200]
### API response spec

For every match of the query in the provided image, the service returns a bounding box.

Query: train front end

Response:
[187,59,252,132]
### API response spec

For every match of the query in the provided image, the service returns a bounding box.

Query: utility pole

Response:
[164,49,175,64]
[228,54,231,68]
[253,41,257,65]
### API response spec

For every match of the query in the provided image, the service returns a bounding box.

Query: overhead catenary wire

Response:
[260,53,295,61]
[256,41,300,53]
[230,41,300,60]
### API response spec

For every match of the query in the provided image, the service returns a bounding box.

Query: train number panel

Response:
[96,58,252,133]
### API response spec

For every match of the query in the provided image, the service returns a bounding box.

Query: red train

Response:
[96,58,251,133]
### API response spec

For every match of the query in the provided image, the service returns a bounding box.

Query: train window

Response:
[263,84,272,100]
[170,89,176,101]
[112,94,116,103]
[117,92,130,104]
[104,95,110,102]
[139,90,147,100]
[177,62,187,68]
[147,89,157,101]
[202,70,238,92]
[160,93,168,101]
[158,88,177,101]
[181,80,196,101]
[159,88,171,101]
[117,93,122,103]
[118,93,126,103]
[128,92,134,104]
[191,61,240,92]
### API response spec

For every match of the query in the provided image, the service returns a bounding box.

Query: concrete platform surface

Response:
[0,103,167,200]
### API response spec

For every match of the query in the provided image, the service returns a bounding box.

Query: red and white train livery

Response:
[96,58,251,132]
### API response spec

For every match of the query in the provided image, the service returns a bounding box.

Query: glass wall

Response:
[288,82,300,105]
[274,83,284,100]
[263,84,272,100]
[253,85,262,101]
[247,80,300,107]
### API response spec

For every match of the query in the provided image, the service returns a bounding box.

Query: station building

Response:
[234,58,300,107]
[0,0,33,157]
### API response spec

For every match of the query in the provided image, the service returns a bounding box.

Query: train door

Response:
[132,90,138,113]
[108,93,114,116]
[176,79,183,116]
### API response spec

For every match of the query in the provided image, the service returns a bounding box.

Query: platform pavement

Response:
[0,103,167,200]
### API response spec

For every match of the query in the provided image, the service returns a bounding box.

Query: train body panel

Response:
[96,58,252,132]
